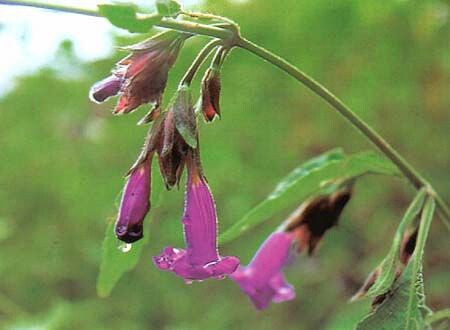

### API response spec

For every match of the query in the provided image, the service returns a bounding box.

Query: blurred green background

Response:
[0,0,449,329]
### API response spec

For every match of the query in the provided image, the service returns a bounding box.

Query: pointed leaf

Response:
[357,197,435,330]
[220,150,399,244]
[98,4,161,33]
[156,0,182,17]
[96,220,149,297]
[356,262,427,330]
[366,188,427,297]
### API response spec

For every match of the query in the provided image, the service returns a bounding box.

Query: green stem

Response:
[158,18,233,39]
[181,10,236,25]
[0,0,233,39]
[180,39,221,87]
[426,308,450,325]
[211,46,225,68]
[1,0,449,222]
[236,37,449,222]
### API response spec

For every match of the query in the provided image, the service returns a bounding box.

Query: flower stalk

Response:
[179,39,222,87]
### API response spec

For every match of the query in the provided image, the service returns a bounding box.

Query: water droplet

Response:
[118,243,132,253]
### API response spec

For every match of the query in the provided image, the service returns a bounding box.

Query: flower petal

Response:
[89,75,122,103]
[183,170,219,266]
[115,157,152,243]
[230,232,296,309]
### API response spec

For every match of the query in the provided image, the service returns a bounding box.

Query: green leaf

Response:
[96,221,149,297]
[98,4,161,33]
[357,197,435,330]
[156,0,182,16]
[269,148,346,199]
[366,188,427,297]
[357,262,428,329]
[325,299,372,330]
[219,150,399,244]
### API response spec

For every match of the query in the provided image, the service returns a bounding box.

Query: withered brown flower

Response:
[283,187,352,255]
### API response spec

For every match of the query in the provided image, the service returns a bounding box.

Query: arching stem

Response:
[1,0,449,222]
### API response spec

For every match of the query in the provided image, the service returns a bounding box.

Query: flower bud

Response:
[156,110,189,189]
[152,86,197,190]
[200,68,221,122]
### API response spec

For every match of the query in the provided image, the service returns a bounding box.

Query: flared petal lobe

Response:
[230,231,296,310]
[153,155,239,281]
[115,157,152,243]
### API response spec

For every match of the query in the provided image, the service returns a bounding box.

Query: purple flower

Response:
[89,31,189,115]
[153,152,239,281]
[89,74,122,103]
[230,231,296,310]
[115,156,152,243]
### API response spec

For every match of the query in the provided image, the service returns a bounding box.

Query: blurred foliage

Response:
[0,0,449,329]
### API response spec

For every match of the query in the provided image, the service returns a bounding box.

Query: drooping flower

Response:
[200,67,221,122]
[231,186,353,310]
[90,31,189,115]
[153,150,240,282]
[112,85,194,242]
[230,231,296,310]
[115,155,152,243]
[284,187,352,254]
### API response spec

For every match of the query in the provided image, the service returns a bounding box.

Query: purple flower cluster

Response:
[91,32,353,309]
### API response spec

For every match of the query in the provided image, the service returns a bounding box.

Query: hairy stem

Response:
[1,0,449,221]
[180,39,222,87]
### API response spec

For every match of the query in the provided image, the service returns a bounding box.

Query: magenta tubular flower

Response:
[89,31,188,115]
[115,156,152,243]
[153,153,239,281]
[230,231,296,310]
